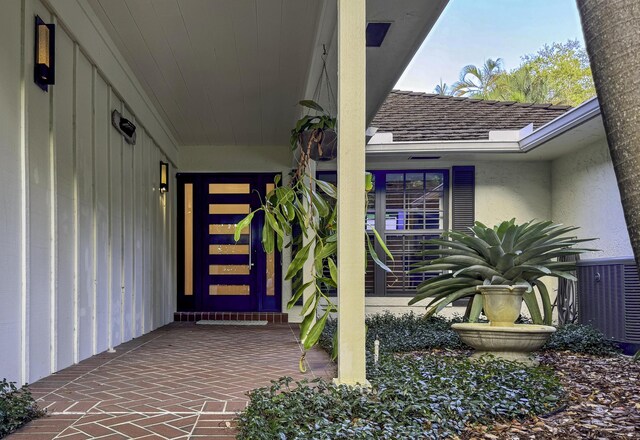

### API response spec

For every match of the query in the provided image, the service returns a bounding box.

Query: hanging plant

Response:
[291,47,339,163]
[236,46,390,368]
[291,100,337,162]
[235,134,392,368]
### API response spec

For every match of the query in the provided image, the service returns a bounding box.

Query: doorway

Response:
[177,173,281,312]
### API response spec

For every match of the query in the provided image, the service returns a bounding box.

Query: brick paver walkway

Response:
[8,323,335,439]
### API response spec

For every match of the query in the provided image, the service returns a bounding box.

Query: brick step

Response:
[174,311,288,323]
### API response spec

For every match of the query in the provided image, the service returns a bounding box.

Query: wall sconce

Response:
[160,161,169,193]
[111,110,137,145]
[34,16,55,91]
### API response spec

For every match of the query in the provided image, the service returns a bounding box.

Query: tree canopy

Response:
[439,41,596,106]
[451,58,504,99]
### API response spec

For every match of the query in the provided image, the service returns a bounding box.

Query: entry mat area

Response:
[196,320,268,326]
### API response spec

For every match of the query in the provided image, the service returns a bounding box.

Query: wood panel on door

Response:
[204,177,258,311]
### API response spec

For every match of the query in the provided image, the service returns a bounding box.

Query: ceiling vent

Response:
[366,22,392,47]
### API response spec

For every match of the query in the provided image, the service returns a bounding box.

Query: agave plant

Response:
[409,219,596,325]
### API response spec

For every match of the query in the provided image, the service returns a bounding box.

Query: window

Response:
[317,169,449,296]
[381,171,448,295]
[315,172,376,295]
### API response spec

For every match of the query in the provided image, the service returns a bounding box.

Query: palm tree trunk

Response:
[577,0,640,272]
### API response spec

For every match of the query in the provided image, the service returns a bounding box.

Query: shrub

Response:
[543,323,620,355]
[237,354,563,439]
[319,312,464,357]
[0,379,44,438]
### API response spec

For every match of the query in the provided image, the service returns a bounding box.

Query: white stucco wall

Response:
[475,161,552,225]
[0,0,178,385]
[552,140,633,259]
[364,297,465,319]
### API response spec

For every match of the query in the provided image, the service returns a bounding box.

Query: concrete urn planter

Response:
[451,284,556,365]
[451,323,556,365]
[478,285,528,326]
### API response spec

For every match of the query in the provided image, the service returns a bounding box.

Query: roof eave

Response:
[519,97,601,152]
[367,97,601,156]
[366,140,521,155]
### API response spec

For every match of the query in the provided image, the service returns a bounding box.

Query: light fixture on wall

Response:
[34,16,55,91]
[111,110,137,145]
[160,161,169,193]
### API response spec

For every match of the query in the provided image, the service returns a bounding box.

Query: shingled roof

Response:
[370,90,572,142]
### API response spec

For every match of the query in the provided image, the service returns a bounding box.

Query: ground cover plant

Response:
[0,379,44,438]
[238,313,635,438]
[318,312,464,356]
[319,312,619,356]
[544,323,620,355]
[237,354,563,440]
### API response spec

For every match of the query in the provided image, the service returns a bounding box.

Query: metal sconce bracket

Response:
[111,110,137,145]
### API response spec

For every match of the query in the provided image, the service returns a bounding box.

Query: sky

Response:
[395,0,587,93]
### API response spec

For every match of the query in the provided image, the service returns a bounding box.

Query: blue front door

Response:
[177,173,281,312]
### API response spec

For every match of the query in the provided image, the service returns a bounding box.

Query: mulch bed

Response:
[461,352,640,439]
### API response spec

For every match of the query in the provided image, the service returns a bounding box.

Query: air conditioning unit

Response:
[577,257,640,354]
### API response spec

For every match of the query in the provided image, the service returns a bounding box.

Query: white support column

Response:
[336,0,367,386]
[302,161,317,317]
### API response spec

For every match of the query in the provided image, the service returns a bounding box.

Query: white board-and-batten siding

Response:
[0,0,178,385]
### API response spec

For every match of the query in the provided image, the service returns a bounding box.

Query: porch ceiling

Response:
[87,0,447,147]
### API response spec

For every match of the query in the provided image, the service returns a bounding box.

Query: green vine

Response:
[235,101,392,368]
